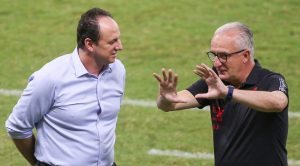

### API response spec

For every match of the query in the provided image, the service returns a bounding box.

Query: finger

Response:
[168,69,173,83]
[194,65,206,75]
[201,63,211,72]
[199,64,210,75]
[173,74,178,88]
[195,64,204,70]
[201,64,215,78]
[193,69,206,78]
[193,69,201,76]
[153,73,162,82]
[162,68,167,81]
[195,65,209,78]
[202,64,218,79]
[209,69,218,79]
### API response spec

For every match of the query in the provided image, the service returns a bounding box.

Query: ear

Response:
[242,49,250,63]
[84,38,94,52]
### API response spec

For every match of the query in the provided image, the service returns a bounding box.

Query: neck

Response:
[78,48,104,76]
[232,60,255,88]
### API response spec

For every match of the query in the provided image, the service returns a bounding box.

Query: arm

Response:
[5,70,55,164]
[156,90,200,111]
[231,90,288,112]
[194,64,288,112]
[153,68,200,111]
[12,136,37,166]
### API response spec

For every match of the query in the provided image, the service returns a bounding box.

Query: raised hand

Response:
[193,64,227,99]
[153,68,186,103]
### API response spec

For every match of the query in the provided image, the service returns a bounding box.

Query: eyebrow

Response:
[212,51,229,55]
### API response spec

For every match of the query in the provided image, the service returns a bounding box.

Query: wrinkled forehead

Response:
[211,32,239,51]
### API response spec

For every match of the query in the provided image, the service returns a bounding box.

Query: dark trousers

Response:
[36,160,117,166]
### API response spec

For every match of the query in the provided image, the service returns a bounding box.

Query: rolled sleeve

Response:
[5,127,33,139]
[5,70,55,139]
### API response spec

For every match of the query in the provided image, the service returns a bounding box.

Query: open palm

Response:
[153,68,186,103]
[193,64,227,99]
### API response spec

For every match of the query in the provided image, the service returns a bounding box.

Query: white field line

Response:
[147,149,300,166]
[1,88,299,118]
[1,88,299,164]
[148,149,214,159]
[0,89,23,96]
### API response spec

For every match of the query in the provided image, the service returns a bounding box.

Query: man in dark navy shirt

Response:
[153,22,288,166]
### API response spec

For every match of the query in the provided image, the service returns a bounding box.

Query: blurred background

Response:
[0,0,299,165]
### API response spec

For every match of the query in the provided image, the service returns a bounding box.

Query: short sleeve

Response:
[186,79,210,108]
[260,74,288,97]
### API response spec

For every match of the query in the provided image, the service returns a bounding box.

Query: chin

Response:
[218,74,229,81]
[110,55,116,60]
[108,59,116,64]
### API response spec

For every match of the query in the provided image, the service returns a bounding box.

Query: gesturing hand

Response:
[153,68,186,103]
[193,64,227,99]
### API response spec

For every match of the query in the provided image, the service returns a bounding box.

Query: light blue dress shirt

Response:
[6,48,126,166]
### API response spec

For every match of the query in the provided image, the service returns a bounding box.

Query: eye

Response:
[108,40,115,45]
[218,53,228,59]
[108,38,119,45]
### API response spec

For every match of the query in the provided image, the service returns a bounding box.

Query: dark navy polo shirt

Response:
[187,60,288,166]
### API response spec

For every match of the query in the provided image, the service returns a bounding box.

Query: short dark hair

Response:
[77,8,113,49]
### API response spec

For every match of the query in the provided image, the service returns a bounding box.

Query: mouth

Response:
[111,52,117,57]
[216,69,226,75]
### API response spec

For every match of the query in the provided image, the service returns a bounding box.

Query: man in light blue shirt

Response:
[5,8,125,166]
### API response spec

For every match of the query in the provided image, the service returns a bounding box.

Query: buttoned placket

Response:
[95,68,111,166]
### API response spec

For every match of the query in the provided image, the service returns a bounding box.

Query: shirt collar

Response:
[71,48,113,77]
[71,47,89,77]
[102,64,112,74]
[242,59,262,86]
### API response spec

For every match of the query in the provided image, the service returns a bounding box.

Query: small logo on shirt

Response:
[211,105,224,130]
[279,78,287,94]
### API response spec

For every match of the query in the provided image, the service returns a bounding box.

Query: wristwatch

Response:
[226,85,234,101]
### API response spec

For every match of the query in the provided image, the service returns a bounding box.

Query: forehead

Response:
[211,31,238,51]
[97,17,120,39]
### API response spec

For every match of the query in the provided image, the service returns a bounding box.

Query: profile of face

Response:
[91,17,123,67]
[210,31,246,83]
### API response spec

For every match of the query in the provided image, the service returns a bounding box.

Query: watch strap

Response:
[226,85,234,101]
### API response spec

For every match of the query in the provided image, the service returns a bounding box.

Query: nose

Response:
[213,57,223,67]
[116,39,123,51]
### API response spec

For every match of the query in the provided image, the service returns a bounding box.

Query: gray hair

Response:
[215,22,254,57]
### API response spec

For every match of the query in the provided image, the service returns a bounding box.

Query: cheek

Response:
[97,43,110,51]
[102,45,115,53]
[226,65,236,74]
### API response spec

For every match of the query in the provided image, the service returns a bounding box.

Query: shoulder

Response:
[32,53,72,83]
[257,67,288,94]
[112,59,125,68]
[110,59,126,74]
[259,67,286,83]
[43,54,72,71]
[252,62,286,83]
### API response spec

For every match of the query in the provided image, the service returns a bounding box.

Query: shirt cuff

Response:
[6,127,33,139]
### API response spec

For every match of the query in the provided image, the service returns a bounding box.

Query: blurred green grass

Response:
[0,0,299,165]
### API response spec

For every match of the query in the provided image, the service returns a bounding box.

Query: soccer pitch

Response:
[1,0,300,165]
